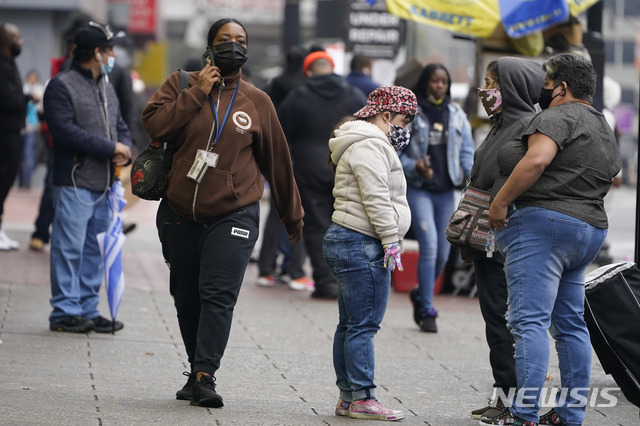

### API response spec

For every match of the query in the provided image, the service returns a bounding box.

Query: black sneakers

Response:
[176,371,196,400]
[49,315,123,333]
[410,287,422,325]
[539,408,565,425]
[91,316,124,333]
[50,316,95,333]
[419,307,438,333]
[480,407,538,425]
[471,397,506,419]
[190,373,224,408]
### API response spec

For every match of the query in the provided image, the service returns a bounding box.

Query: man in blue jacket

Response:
[44,21,132,333]
[345,54,380,97]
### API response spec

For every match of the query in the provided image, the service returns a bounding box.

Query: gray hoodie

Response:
[471,57,546,192]
[329,120,411,245]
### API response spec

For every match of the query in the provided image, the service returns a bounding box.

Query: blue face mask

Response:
[101,56,115,74]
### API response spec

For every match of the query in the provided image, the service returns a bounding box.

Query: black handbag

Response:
[130,69,189,201]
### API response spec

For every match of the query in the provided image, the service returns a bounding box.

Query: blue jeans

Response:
[406,186,456,309]
[19,130,37,188]
[323,223,390,401]
[49,186,110,323]
[495,207,606,425]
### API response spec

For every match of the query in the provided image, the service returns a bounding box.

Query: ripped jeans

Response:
[495,207,606,426]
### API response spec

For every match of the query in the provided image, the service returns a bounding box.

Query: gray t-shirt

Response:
[494,102,621,228]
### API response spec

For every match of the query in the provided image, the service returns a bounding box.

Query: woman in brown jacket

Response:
[142,18,304,408]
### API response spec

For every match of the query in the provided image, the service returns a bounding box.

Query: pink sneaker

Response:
[335,398,350,416]
[348,399,404,421]
[288,276,314,291]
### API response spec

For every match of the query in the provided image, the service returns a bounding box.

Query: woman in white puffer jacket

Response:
[323,86,417,422]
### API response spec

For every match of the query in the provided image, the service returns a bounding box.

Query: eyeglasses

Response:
[88,21,114,40]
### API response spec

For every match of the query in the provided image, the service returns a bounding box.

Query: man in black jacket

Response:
[278,51,366,299]
[0,23,27,251]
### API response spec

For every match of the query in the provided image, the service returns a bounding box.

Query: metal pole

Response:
[284,0,300,54]
[635,90,640,264]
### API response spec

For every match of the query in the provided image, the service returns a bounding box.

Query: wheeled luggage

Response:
[584,262,640,407]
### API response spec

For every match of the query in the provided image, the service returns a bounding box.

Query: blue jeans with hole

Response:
[323,223,390,401]
[495,207,606,425]
[406,186,456,309]
[49,186,110,323]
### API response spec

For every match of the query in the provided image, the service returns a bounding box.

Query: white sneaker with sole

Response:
[0,229,19,250]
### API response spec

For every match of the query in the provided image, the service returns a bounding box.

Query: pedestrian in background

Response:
[324,86,417,421]
[142,18,304,408]
[20,70,45,189]
[0,23,27,251]
[345,54,380,97]
[400,63,474,332]
[278,50,367,299]
[256,45,311,290]
[486,53,622,426]
[44,21,132,333]
[467,57,545,422]
[29,38,76,252]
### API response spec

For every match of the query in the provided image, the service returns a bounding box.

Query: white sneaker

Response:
[289,277,315,291]
[256,275,275,287]
[0,229,18,250]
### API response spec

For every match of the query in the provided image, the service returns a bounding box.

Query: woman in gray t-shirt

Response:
[485,54,622,426]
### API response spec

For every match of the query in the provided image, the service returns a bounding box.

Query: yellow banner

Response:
[569,0,600,16]
[385,0,501,38]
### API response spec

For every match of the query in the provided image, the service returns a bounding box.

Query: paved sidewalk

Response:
[0,187,638,425]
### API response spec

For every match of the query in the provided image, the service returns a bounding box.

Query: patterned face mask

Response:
[387,123,411,151]
[477,87,502,116]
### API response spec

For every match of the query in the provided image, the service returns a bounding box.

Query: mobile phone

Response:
[202,47,213,66]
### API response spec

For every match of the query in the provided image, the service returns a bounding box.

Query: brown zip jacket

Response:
[142,69,303,234]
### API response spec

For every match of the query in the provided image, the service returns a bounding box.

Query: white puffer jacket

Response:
[329,120,411,245]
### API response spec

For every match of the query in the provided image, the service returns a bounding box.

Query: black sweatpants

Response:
[157,200,259,376]
[0,132,22,222]
[474,257,517,393]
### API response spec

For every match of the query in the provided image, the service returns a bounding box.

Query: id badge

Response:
[187,149,209,183]
[204,151,219,168]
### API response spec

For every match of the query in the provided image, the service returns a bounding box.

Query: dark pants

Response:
[257,197,306,279]
[299,187,337,295]
[0,132,22,223]
[157,200,259,376]
[32,149,55,243]
[473,257,517,393]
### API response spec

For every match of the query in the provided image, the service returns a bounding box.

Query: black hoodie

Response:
[278,73,367,193]
[471,57,545,192]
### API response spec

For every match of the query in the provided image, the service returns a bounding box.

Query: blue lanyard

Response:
[210,82,239,146]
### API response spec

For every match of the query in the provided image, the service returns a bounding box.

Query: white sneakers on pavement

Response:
[0,229,19,251]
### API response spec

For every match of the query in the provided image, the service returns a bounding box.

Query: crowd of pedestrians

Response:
[0,16,628,426]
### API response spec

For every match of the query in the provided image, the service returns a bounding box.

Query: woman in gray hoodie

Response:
[467,57,545,422]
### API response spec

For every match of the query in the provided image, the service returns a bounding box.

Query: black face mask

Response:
[539,84,562,110]
[213,42,247,76]
[10,43,21,58]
